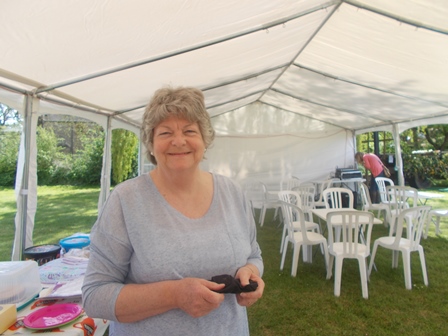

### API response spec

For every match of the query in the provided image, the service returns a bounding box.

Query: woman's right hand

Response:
[176,278,225,318]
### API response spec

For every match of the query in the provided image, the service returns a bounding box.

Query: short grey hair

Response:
[141,86,215,165]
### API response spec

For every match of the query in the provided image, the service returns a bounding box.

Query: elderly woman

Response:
[82,86,264,335]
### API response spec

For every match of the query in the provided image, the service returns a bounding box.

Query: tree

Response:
[0,103,21,126]
[424,124,448,151]
[111,129,138,184]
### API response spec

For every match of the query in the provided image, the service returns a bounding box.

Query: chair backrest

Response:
[278,200,314,245]
[280,177,301,191]
[315,178,338,205]
[292,185,316,220]
[358,183,372,210]
[293,183,316,198]
[390,206,431,250]
[386,185,418,211]
[375,177,394,203]
[323,187,354,209]
[278,190,301,206]
[326,210,374,256]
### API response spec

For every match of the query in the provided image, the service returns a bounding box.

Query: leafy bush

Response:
[36,126,64,184]
[0,128,20,186]
[111,129,138,184]
[402,151,448,184]
[70,128,104,185]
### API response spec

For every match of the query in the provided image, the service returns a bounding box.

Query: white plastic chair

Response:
[280,177,301,191]
[326,210,374,299]
[375,177,394,204]
[314,178,338,208]
[259,182,281,226]
[292,184,317,222]
[241,180,264,220]
[368,206,431,290]
[424,209,448,238]
[278,200,330,278]
[359,182,389,225]
[323,187,354,209]
[386,185,418,237]
[278,191,321,258]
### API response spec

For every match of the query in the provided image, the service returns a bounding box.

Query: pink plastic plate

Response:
[23,303,83,330]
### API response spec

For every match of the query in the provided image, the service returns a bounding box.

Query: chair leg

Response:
[328,255,335,279]
[334,257,343,297]
[358,257,369,299]
[388,218,396,236]
[280,225,287,253]
[402,250,412,290]
[273,207,279,220]
[322,244,331,280]
[368,242,379,278]
[259,205,266,226]
[291,243,301,277]
[280,240,288,271]
[392,250,399,269]
[435,216,442,235]
[302,244,312,263]
[418,246,429,287]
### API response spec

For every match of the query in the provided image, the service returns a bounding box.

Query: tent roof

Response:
[1,0,448,134]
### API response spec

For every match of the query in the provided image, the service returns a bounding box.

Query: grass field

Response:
[1,185,447,335]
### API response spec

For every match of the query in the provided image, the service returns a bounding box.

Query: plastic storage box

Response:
[0,260,41,306]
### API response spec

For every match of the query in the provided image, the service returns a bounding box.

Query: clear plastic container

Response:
[0,260,41,305]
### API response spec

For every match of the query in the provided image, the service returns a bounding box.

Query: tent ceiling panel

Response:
[204,68,285,109]
[0,0,447,134]
[1,0,323,85]
[260,90,381,131]
[297,3,448,107]
[211,101,343,136]
[208,94,262,120]
[274,66,447,125]
[38,7,329,116]
[354,0,448,32]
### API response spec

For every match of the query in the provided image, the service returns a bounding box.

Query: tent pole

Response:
[19,95,32,259]
[13,94,38,260]
[392,124,404,186]
[98,117,112,212]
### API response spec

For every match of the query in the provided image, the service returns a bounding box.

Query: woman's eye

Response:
[185,130,197,134]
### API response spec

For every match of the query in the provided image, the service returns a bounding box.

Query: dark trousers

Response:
[370,170,386,204]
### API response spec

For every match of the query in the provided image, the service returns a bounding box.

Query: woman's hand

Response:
[235,265,265,307]
[175,278,225,318]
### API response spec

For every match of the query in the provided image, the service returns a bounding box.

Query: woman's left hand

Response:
[235,265,265,307]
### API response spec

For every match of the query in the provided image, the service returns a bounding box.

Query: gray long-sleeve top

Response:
[82,173,263,335]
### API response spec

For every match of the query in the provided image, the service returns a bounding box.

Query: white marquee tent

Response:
[1,0,448,260]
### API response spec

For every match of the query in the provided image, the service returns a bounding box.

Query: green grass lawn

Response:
[1,185,447,335]
[0,186,100,261]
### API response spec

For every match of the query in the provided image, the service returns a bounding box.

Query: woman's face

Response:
[152,115,205,173]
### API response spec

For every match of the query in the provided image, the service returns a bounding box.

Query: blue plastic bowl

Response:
[59,236,90,252]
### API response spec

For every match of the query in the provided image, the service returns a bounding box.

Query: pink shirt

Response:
[362,153,383,177]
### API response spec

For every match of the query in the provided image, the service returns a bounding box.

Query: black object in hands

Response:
[211,274,258,294]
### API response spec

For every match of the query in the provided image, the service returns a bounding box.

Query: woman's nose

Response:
[171,132,186,146]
